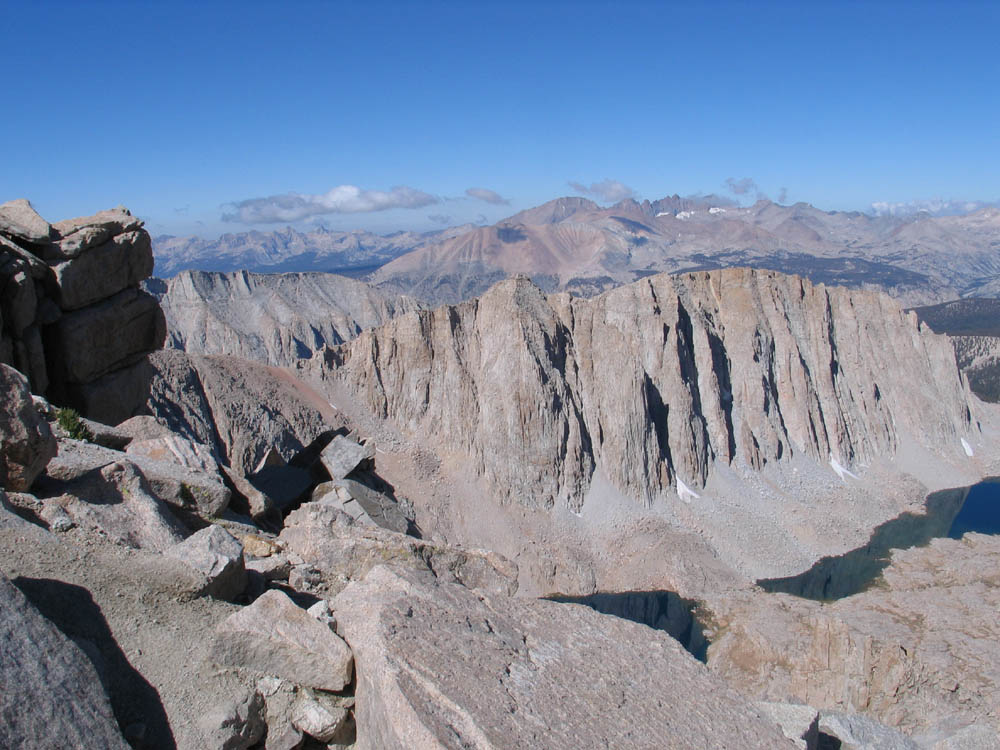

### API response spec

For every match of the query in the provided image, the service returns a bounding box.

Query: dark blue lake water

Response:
[757,480,1000,600]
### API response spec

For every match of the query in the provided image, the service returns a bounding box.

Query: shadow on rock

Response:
[13,576,175,750]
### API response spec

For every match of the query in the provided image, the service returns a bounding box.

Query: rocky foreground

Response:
[2,201,999,748]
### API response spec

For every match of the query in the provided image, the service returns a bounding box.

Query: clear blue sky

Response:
[1,0,997,237]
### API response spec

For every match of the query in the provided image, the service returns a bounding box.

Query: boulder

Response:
[279,499,518,597]
[209,589,353,692]
[43,439,231,518]
[115,414,174,441]
[126,434,220,475]
[0,573,129,749]
[332,565,797,750]
[49,205,144,260]
[0,198,53,244]
[164,525,246,600]
[0,363,56,490]
[44,286,165,385]
[0,234,49,280]
[312,478,409,534]
[319,435,374,481]
[817,711,919,749]
[47,460,187,551]
[50,230,154,311]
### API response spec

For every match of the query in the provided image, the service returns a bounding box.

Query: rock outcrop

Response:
[143,349,339,476]
[150,269,421,368]
[0,199,164,423]
[706,533,1000,739]
[332,564,797,749]
[320,269,976,511]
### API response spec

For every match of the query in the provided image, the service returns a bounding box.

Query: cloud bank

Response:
[870,198,1000,217]
[725,177,758,196]
[465,187,509,205]
[569,179,636,203]
[222,185,439,223]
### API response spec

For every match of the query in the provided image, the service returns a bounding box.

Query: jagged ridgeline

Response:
[324,268,975,510]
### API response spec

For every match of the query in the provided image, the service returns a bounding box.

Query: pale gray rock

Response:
[756,702,819,749]
[332,564,796,750]
[0,234,49,279]
[44,438,231,518]
[0,573,129,749]
[319,434,374,480]
[192,688,266,750]
[290,691,350,743]
[312,479,409,534]
[49,205,144,259]
[710,535,1000,736]
[326,270,976,510]
[51,229,154,310]
[0,198,53,244]
[0,488,35,529]
[126,434,220,474]
[245,554,291,581]
[928,723,1000,750]
[58,354,158,427]
[306,599,337,631]
[0,363,56,490]
[44,286,166,385]
[279,499,518,597]
[145,349,335,476]
[209,589,353,692]
[818,711,918,749]
[164,525,246,600]
[153,269,422,368]
[115,414,174,441]
[256,678,303,750]
[220,465,277,523]
[47,460,187,551]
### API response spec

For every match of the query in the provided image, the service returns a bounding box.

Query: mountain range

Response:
[153,194,1000,306]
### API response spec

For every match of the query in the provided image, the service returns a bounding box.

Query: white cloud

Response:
[870,198,1000,217]
[465,187,509,205]
[569,179,636,203]
[222,185,439,223]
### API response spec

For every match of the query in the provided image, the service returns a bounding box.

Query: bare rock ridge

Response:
[147,269,421,369]
[322,268,976,510]
[368,197,1000,305]
[0,199,164,423]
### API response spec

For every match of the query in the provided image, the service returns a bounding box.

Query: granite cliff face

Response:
[0,199,164,422]
[322,268,976,511]
[148,269,421,368]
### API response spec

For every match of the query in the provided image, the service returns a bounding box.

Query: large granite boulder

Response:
[209,589,353,691]
[0,363,56,490]
[332,565,797,749]
[0,198,54,244]
[50,230,154,311]
[0,573,129,749]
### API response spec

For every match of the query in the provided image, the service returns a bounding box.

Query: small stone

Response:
[306,600,337,631]
[195,689,266,750]
[289,692,349,743]
[245,554,292,582]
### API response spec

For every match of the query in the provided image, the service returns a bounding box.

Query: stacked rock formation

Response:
[0,199,164,423]
[323,269,977,510]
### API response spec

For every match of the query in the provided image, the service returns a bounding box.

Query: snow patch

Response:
[676,479,700,503]
[961,438,974,457]
[829,453,859,482]
[676,211,694,220]
[708,207,726,214]
[656,211,672,217]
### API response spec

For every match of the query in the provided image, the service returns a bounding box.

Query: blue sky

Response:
[1,0,997,237]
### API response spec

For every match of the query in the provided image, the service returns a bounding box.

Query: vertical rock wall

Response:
[0,199,164,423]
